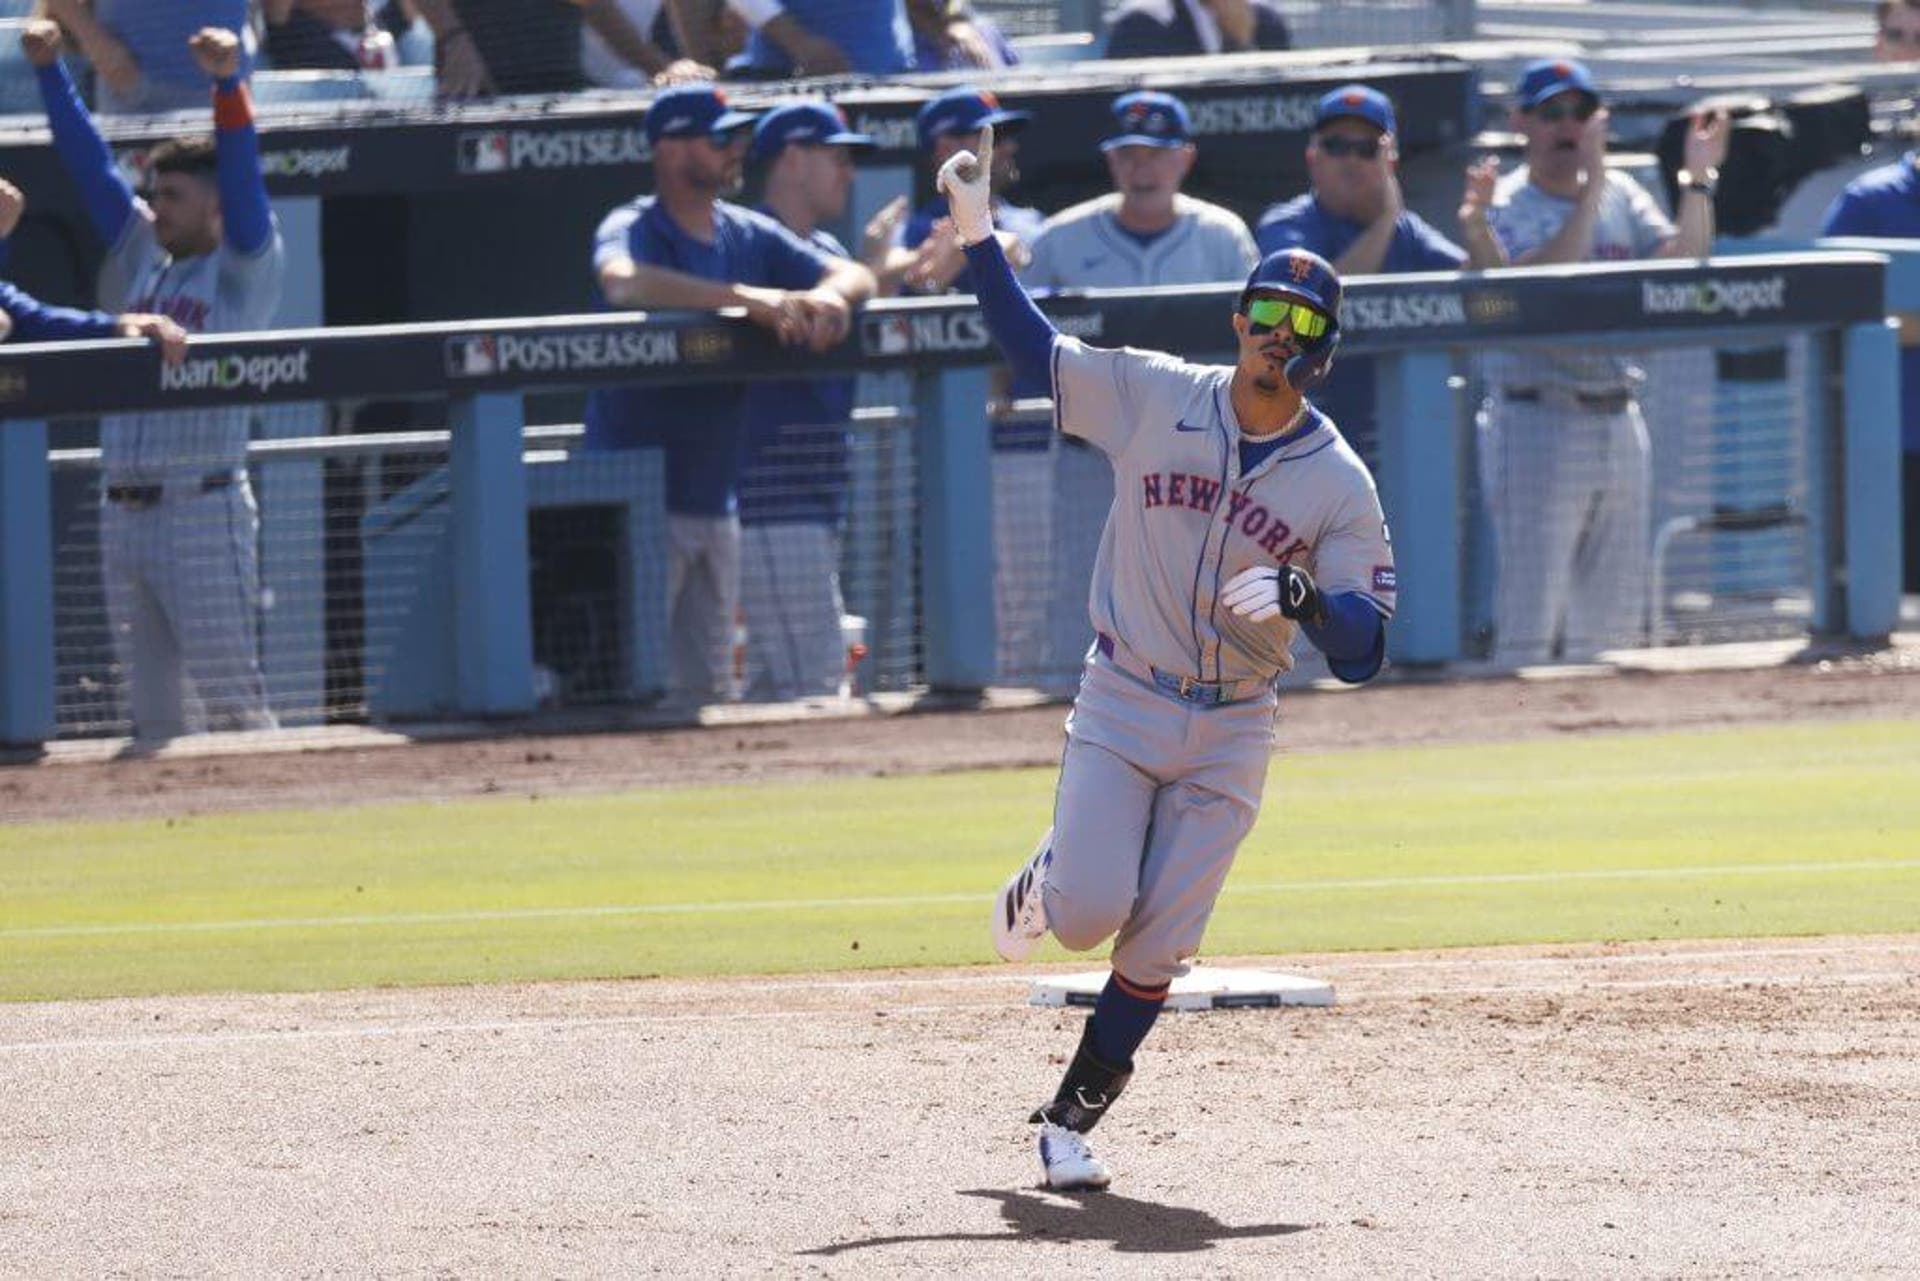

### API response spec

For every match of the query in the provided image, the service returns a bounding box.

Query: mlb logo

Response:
[445,335,497,377]
[457,132,510,174]
[1373,566,1397,592]
[861,315,912,357]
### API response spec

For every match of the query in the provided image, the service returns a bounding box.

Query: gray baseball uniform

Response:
[1044,337,1396,984]
[1479,167,1672,664]
[99,209,285,738]
[1003,194,1259,691]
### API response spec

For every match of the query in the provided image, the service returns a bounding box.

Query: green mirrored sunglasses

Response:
[1243,297,1331,339]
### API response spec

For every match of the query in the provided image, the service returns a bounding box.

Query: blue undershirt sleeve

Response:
[213,78,273,256]
[1,280,119,343]
[1301,590,1387,684]
[962,236,1057,393]
[36,62,136,246]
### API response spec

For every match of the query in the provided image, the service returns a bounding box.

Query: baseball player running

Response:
[941,128,1397,1191]
[25,21,285,743]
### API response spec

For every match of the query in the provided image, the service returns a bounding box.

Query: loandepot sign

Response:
[160,350,312,393]
[1641,275,1788,319]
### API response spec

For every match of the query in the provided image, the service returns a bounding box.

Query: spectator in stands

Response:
[415,0,687,96]
[582,0,718,87]
[900,86,1045,296]
[1876,0,1920,60]
[1822,151,1920,593]
[586,85,875,705]
[260,0,397,71]
[1477,58,1728,665]
[32,0,251,114]
[1103,0,1289,60]
[733,101,874,701]
[722,0,913,76]
[906,0,1017,71]
[23,21,286,742]
[1012,89,1258,689]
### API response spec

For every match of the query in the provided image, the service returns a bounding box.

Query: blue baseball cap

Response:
[1314,84,1396,135]
[1240,248,1342,322]
[1100,90,1192,151]
[750,101,875,165]
[645,84,758,144]
[1515,58,1600,110]
[915,86,1030,149]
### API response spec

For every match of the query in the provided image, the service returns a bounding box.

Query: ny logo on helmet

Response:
[1288,254,1315,282]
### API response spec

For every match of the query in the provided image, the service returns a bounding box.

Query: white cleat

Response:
[1037,1122,1112,1191]
[992,829,1053,962]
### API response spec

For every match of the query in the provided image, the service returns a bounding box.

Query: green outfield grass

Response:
[2,719,1917,1002]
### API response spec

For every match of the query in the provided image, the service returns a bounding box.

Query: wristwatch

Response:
[1678,167,1720,197]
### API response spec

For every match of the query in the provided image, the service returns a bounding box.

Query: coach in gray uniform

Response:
[1478,59,1727,664]
[1008,90,1257,689]
[27,21,283,743]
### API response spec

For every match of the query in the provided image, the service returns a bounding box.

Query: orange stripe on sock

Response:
[1112,971,1170,1002]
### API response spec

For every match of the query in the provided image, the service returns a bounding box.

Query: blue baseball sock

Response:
[1089,970,1169,1067]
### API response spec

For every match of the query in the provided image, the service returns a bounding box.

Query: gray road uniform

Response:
[1045,337,1396,984]
[1004,194,1259,690]
[1480,167,1673,664]
[99,212,285,738]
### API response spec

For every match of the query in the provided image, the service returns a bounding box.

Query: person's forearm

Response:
[962,236,1056,391]
[1332,215,1395,276]
[1664,189,1714,259]
[35,61,136,245]
[0,283,117,343]
[213,76,273,255]
[1517,185,1603,265]
[663,0,724,63]
[582,0,670,76]
[601,260,775,310]
[1301,591,1386,683]
[410,0,462,34]
[1459,217,1507,269]
[818,257,876,307]
[45,0,128,69]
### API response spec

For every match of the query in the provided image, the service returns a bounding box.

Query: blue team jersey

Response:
[737,0,913,74]
[1822,154,1920,452]
[585,197,833,516]
[738,223,856,527]
[1254,194,1466,274]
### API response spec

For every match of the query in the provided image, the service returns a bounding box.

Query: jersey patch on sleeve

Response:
[1373,566,1397,593]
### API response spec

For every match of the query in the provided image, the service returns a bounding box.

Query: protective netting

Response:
[43,385,923,741]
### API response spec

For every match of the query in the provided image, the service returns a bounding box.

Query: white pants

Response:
[739,521,844,701]
[665,513,741,703]
[101,473,275,741]
[1477,393,1651,664]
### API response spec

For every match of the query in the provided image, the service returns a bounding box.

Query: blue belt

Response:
[1094,633,1269,707]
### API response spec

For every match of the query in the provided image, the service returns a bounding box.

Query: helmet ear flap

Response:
[1284,331,1339,392]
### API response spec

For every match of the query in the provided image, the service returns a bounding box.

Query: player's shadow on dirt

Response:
[802,1188,1310,1256]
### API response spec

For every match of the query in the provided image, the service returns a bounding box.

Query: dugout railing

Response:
[0,251,1903,748]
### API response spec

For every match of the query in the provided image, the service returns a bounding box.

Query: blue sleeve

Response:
[1409,219,1468,270]
[36,62,137,246]
[213,79,273,256]
[1820,188,1872,237]
[1301,590,1386,684]
[1253,213,1305,257]
[593,204,643,273]
[962,236,1057,393]
[1,279,119,343]
[761,218,831,290]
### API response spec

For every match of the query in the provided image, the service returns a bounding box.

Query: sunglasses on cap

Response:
[1316,134,1382,160]
[1243,297,1331,339]
[1532,96,1599,124]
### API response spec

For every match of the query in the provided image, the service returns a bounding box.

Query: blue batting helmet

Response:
[1240,249,1343,392]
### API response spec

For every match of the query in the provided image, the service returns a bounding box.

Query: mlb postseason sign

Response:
[0,256,1885,418]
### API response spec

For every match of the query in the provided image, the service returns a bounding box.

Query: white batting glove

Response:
[934,122,996,246]
[1222,564,1326,625]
